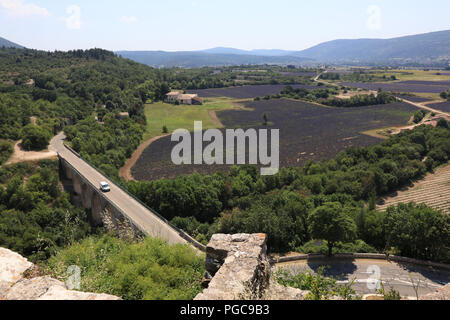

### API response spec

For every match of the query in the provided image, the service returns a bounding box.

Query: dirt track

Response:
[119,135,168,181]
[208,110,224,128]
[5,139,58,165]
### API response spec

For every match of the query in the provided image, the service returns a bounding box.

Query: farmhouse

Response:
[166,91,203,105]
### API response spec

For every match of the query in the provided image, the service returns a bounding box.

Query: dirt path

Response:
[208,110,224,128]
[119,135,169,181]
[5,138,58,165]
[400,98,450,116]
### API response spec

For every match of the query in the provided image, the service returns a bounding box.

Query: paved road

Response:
[51,132,191,247]
[275,258,450,298]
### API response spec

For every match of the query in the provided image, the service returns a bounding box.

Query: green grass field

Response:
[143,99,243,139]
[374,69,450,81]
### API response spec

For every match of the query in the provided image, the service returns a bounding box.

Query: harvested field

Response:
[427,101,450,113]
[132,99,418,181]
[378,164,450,214]
[187,84,317,99]
[395,94,432,103]
[399,80,450,86]
[279,71,317,77]
[341,81,450,94]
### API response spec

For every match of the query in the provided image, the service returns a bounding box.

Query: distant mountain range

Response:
[117,30,450,68]
[115,50,310,68]
[293,30,450,65]
[201,47,295,57]
[0,36,23,49]
[2,30,449,68]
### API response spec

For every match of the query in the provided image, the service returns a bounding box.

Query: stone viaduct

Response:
[56,141,205,252]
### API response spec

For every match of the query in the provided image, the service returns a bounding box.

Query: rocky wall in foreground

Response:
[0,247,120,300]
[194,234,309,300]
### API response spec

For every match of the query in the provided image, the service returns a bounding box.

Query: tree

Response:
[0,140,13,164]
[262,113,268,126]
[437,118,448,129]
[384,203,450,262]
[21,125,52,151]
[308,202,357,256]
[162,125,168,134]
[155,82,170,101]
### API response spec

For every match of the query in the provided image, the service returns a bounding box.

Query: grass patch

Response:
[411,92,442,100]
[143,100,239,140]
[391,69,450,82]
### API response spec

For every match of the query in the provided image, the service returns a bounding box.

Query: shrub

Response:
[0,140,13,164]
[21,124,52,151]
[275,267,359,300]
[46,235,205,300]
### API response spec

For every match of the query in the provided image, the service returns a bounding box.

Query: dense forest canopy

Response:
[0,48,171,173]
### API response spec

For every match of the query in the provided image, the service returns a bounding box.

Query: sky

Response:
[0,0,449,52]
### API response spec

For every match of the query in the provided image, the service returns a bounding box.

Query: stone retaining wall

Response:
[273,253,450,271]
[194,234,308,300]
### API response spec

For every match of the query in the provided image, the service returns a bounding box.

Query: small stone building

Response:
[166,91,203,105]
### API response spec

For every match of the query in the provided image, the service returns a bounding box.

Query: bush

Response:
[297,239,377,255]
[275,267,359,300]
[413,110,427,124]
[21,124,52,151]
[437,119,448,129]
[46,235,205,300]
[0,140,13,164]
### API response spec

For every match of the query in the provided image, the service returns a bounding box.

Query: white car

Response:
[100,181,111,192]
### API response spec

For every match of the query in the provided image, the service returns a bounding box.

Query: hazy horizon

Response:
[1,0,450,52]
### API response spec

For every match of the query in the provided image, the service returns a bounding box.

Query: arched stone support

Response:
[65,165,73,180]
[72,173,82,195]
[91,192,104,226]
[81,183,91,209]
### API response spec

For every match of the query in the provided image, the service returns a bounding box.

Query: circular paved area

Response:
[275,258,450,298]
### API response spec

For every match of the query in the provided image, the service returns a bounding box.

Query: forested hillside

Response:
[0,48,172,176]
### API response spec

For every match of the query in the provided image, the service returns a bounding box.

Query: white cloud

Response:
[0,0,49,17]
[120,16,137,23]
[366,5,382,31]
[63,5,82,30]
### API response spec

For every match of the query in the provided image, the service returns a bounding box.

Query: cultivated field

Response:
[279,71,317,77]
[187,84,317,99]
[132,99,418,181]
[395,94,433,103]
[426,101,450,113]
[341,81,450,94]
[378,164,450,214]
